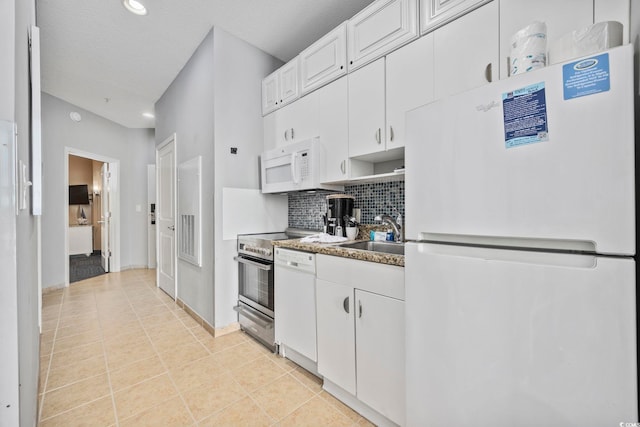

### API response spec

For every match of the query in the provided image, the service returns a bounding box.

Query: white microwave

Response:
[260,138,343,194]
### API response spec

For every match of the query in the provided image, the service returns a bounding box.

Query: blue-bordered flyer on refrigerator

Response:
[502,82,549,149]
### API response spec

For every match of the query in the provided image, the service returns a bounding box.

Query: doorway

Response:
[64,148,120,286]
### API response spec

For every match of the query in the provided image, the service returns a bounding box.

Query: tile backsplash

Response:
[288,181,405,230]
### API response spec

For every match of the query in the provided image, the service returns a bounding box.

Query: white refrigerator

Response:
[405,44,637,426]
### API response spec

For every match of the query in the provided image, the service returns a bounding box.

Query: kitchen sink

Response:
[338,240,405,255]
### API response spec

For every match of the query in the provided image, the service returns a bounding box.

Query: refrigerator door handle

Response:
[410,241,597,269]
[416,233,596,254]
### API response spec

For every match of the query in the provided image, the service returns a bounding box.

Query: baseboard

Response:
[323,379,399,427]
[120,264,148,271]
[42,283,65,294]
[176,298,240,338]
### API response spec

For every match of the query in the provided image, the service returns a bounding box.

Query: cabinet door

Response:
[274,265,317,362]
[274,92,319,146]
[279,58,299,107]
[355,290,405,425]
[316,279,356,394]
[499,0,593,79]
[263,112,277,151]
[317,77,349,182]
[262,71,279,115]
[300,23,347,95]
[386,32,435,151]
[348,58,385,158]
[433,0,498,100]
[347,0,419,71]
[420,0,488,34]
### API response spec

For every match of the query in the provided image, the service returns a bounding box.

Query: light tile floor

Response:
[39,269,375,426]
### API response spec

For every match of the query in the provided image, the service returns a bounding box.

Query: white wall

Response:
[40,94,155,289]
[212,26,284,328]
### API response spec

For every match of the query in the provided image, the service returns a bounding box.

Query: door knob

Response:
[168,225,175,231]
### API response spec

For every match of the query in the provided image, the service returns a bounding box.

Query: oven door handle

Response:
[233,305,273,329]
[234,256,272,271]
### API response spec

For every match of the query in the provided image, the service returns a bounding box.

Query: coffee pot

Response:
[326,194,354,237]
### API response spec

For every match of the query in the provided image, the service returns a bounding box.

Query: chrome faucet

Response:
[374,214,402,242]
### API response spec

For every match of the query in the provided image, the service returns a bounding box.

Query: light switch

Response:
[135,204,141,212]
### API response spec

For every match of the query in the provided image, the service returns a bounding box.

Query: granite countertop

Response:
[274,231,404,268]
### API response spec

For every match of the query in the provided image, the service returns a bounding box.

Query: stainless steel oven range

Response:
[234,231,289,351]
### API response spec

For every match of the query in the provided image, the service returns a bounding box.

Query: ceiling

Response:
[36,0,374,128]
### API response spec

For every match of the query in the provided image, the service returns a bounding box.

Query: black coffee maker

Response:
[326,194,354,237]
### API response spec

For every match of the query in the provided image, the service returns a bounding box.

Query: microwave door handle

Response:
[290,152,299,184]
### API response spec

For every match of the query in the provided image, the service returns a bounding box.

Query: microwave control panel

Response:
[299,151,309,180]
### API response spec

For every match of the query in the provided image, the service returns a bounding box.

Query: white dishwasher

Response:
[274,247,318,374]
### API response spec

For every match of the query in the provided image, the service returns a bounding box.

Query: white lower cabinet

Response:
[69,225,93,256]
[316,254,405,426]
[316,279,357,394]
[355,289,405,425]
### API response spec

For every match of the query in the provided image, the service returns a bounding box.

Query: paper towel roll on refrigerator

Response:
[548,21,623,65]
[510,21,547,76]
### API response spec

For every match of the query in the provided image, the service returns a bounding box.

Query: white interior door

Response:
[100,163,110,272]
[157,136,176,298]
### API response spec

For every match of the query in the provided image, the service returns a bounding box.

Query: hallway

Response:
[39,269,372,426]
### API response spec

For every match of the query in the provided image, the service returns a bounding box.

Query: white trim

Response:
[64,147,121,287]
[155,133,178,299]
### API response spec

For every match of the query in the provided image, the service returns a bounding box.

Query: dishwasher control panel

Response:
[274,248,316,274]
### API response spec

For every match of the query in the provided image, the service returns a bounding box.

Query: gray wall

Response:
[155,27,280,328]
[0,0,20,422]
[1,0,40,425]
[212,27,282,328]
[41,94,155,289]
[155,29,216,324]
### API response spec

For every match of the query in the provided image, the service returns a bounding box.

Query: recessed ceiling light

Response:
[142,112,155,118]
[69,112,82,122]
[123,0,147,16]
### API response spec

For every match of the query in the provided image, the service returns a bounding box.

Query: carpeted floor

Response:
[69,251,106,283]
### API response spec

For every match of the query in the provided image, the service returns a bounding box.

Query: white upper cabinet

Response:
[300,23,348,95]
[317,77,349,183]
[386,33,435,151]
[261,72,279,115]
[347,0,419,72]
[263,91,319,150]
[420,0,489,34]
[499,0,593,79]
[348,58,386,159]
[349,35,435,159]
[279,58,300,106]
[261,57,299,115]
[433,0,498,99]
